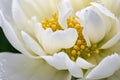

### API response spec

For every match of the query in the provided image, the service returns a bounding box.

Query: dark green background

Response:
[0,27,19,53]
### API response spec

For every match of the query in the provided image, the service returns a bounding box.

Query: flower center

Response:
[41,13,101,61]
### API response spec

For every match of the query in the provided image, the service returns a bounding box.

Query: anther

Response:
[81,45,85,49]
[77,40,82,45]
[71,50,76,55]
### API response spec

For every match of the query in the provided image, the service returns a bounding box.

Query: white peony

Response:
[0,0,120,80]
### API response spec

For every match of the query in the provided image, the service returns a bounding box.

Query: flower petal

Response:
[69,0,95,13]
[12,0,34,36]
[101,32,120,49]
[90,2,120,47]
[34,23,44,45]
[100,0,120,18]
[41,52,68,70]
[21,31,46,56]
[91,2,116,20]
[41,28,78,54]
[58,0,72,29]
[76,57,94,69]
[82,26,91,47]
[65,58,83,78]
[86,54,120,79]
[76,6,105,43]
[91,2,117,33]
[0,52,71,80]
[0,11,36,58]
[0,0,13,22]
[91,2,120,33]
[18,0,58,21]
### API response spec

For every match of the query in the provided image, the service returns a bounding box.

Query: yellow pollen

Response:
[77,51,81,56]
[73,45,79,50]
[41,13,62,31]
[80,45,85,49]
[77,40,82,45]
[41,13,101,61]
[71,50,77,55]
[71,57,75,61]
[95,49,100,54]
[87,53,91,57]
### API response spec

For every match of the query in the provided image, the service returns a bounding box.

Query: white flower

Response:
[0,0,120,80]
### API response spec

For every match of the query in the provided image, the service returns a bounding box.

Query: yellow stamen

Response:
[77,40,82,45]
[71,50,77,55]
[95,49,100,54]
[80,45,85,49]
[71,57,75,61]
[87,53,91,57]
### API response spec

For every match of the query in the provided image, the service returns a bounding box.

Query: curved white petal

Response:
[18,0,58,21]
[89,2,120,47]
[0,11,36,58]
[91,2,120,32]
[82,26,91,47]
[21,31,46,56]
[41,28,78,54]
[12,0,34,36]
[91,2,116,20]
[0,52,71,80]
[76,57,94,69]
[86,54,120,80]
[0,0,13,22]
[91,2,114,33]
[34,23,44,45]
[58,0,72,29]
[101,32,120,49]
[100,0,120,18]
[65,58,83,78]
[17,0,46,19]
[41,52,68,70]
[76,6,105,43]
[69,0,95,13]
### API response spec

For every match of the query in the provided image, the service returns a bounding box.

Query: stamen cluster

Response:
[41,13,100,61]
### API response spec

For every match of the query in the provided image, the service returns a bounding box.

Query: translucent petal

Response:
[66,58,83,78]
[18,0,58,20]
[41,28,78,54]
[101,32,120,49]
[58,0,72,29]
[91,2,120,47]
[0,0,13,23]
[100,0,120,18]
[21,31,46,56]
[76,57,94,69]
[12,0,34,36]
[86,54,120,79]
[0,11,36,58]
[69,0,95,13]
[34,23,44,45]
[91,2,116,20]
[91,2,117,34]
[76,6,105,43]
[0,52,71,80]
[82,26,91,47]
[42,52,68,70]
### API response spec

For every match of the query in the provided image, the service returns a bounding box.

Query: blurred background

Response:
[0,27,19,53]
